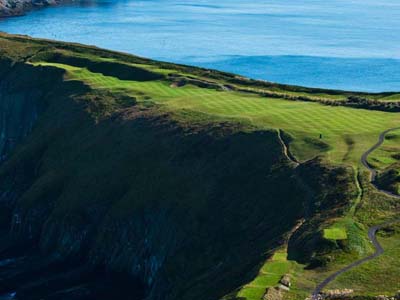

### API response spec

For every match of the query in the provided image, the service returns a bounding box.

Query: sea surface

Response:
[1,0,400,92]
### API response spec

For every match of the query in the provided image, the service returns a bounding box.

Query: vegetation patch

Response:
[234,249,292,300]
[375,163,400,196]
[323,227,348,240]
[326,228,400,296]
[368,129,400,170]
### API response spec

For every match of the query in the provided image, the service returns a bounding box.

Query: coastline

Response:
[0,0,63,18]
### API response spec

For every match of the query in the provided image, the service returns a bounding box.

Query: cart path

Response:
[311,127,400,299]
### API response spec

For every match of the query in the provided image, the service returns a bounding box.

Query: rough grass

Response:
[368,129,400,171]
[326,228,400,296]
[235,250,292,300]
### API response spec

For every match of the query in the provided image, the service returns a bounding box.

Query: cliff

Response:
[0,0,60,17]
[0,33,383,300]
[0,34,311,300]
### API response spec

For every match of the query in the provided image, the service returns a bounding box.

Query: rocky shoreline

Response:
[0,0,63,17]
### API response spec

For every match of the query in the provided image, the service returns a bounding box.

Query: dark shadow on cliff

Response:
[0,49,310,300]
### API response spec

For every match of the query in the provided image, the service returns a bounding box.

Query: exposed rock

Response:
[321,289,353,299]
[395,291,400,300]
[263,287,282,300]
[375,296,391,300]
[170,79,186,88]
[279,274,291,288]
[0,0,62,17]
[306,287,399,300]
[278,284,290,292]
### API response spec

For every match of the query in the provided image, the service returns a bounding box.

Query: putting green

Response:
[324,227,348,240]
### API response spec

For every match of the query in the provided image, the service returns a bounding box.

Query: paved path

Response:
[361,127,400,197]
[277,127,400,299]
[310,127,400,299]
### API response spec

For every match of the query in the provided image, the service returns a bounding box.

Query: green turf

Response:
[323,227,348,240]
[32,61,400,166]
[236,249,292,300]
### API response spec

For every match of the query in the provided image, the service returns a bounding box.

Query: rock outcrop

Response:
[0,0,61,17]
[279,274,291,288]
[263,287,283,300]
[321,289,354,299]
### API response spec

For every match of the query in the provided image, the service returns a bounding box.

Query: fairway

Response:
[35,61,400,166]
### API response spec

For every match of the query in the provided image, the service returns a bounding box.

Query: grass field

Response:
[235,250,293,299]
[33,61,400,167]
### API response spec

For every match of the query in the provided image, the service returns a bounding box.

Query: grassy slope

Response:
[368,129,400,171]
[326,226,400,296]
[0,33,399,299]
[30,61,400,165]
[368,129,400,195]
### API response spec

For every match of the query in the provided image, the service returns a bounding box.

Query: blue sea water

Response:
[0,0,399,92]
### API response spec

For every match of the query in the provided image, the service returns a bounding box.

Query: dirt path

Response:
[310,127,400,299]
[277,129,300,166]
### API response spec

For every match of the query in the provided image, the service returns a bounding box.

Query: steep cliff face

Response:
[0,59,64,236]
[0,56,310,300]
[0,0,59,17]
[0,59,44,162]
[0,34,366,300]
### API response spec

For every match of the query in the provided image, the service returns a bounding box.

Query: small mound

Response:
[303,137,332,152]
[385,132,400,141]
[170,79,187,88]
[392,153,400,160]
[376,163,400,196]
[33,51,164,82]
